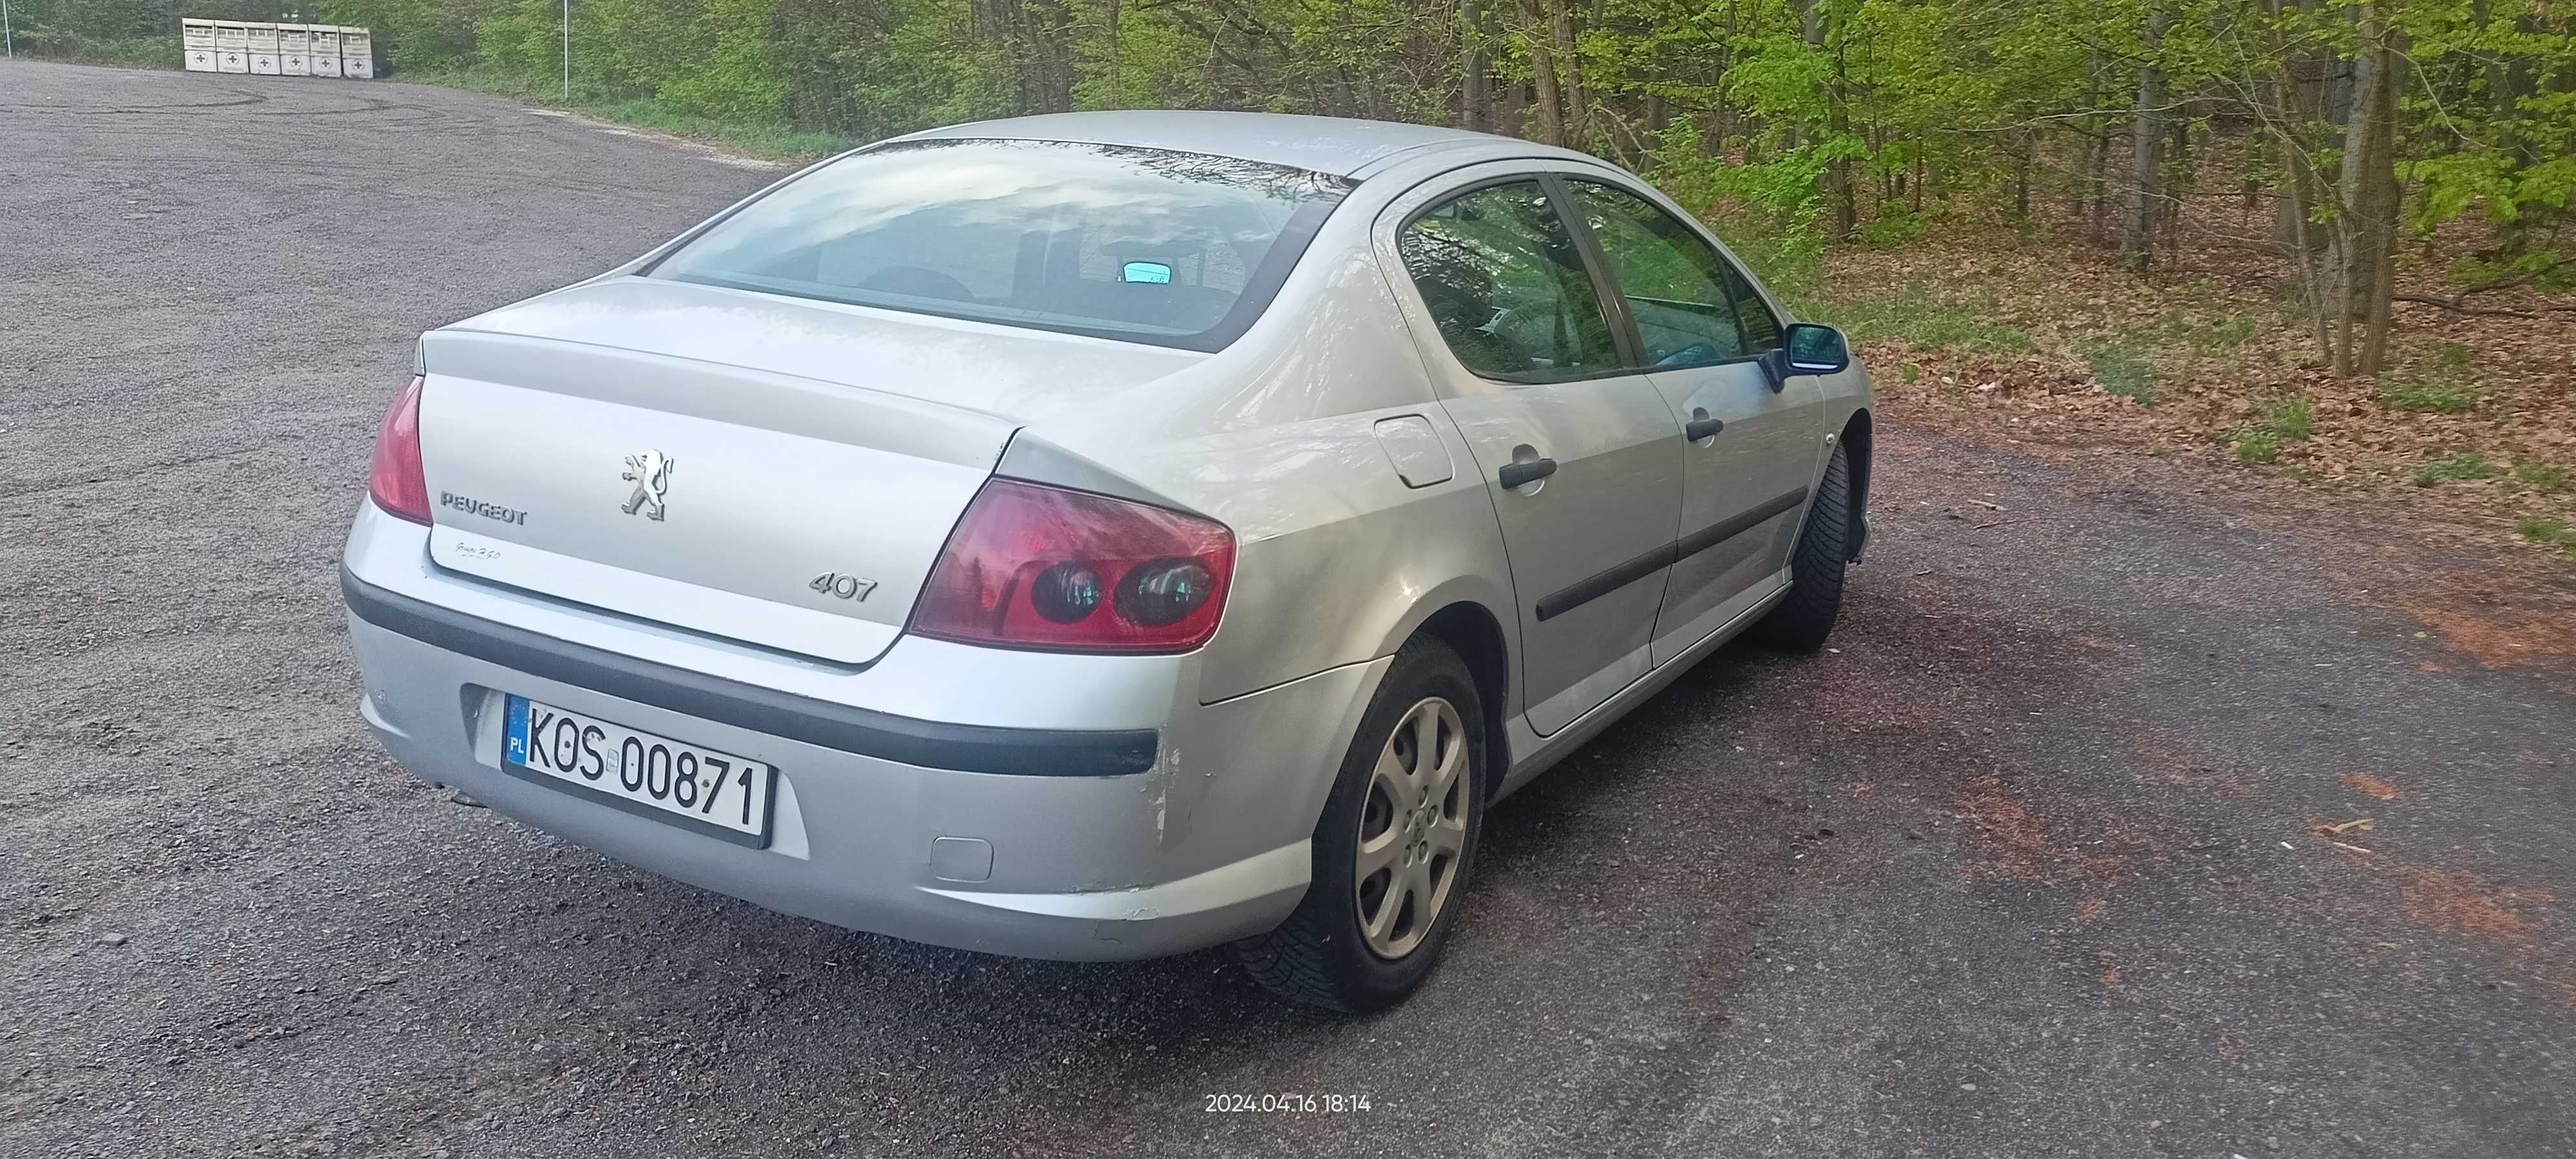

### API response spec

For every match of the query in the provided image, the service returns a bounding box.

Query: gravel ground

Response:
[4,61,2571,1159]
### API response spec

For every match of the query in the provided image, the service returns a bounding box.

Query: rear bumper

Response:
[343,570,1158,778]
[341,503,1385,961]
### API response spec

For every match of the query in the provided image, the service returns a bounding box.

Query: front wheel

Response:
[1753,442,1853,652]
[1234,637,1486,1012]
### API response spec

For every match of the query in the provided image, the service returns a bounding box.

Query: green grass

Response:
[2412,451,2500,487]
[2261,397,2314,440]
[2513,462,2571,493]
[2153,307,2257,351]
[2378,376,2485,414]
[2376,345,2486,415]
[1817,283,2033,354]
[2231,396,2313,464]
[398,68,856,162]
[2517,517,2576,561]
[2202,311,2258,350]
[2083,343,2158,405]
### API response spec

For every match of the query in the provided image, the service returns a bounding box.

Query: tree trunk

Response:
[1549,0,1587,147]
[2272,0,2335,258]
[1797,0,1853,240]
[2117,5,2169,272]
[1026,0,1075,113]
[2161,116,2189,252]
[2015,129,2032,219]
[2278,128,2338,364]
[2078,48,2105,239]
[1463,0,1491,130]
[2336,0,2404,374]
[1517,0,1566,146]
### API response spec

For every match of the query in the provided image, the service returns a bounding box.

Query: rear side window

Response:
[651,138,1352,352]
[1397,181,1624,383]
[1566,179,1781,366]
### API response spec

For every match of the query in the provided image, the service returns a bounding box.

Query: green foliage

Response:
[13,0,2566,332]
[2377,375,2484,414]
[2412,451,2499,486]
[1821,283,2032,353]
[2516,517,2576,560]
[1648,118,1830,305]
[2514,462,2571,493]
[2277,394,2318,440]
[2233,396,2312,463]
[2202,312,2257,350]
[2262,397,2315,441]
[2083,343,2158,405]
[1859,204,1929,247]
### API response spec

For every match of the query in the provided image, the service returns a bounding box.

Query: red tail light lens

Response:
[914,479,1236,653]
[368,375,431,525]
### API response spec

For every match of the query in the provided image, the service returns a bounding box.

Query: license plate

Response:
[502,695,777,847]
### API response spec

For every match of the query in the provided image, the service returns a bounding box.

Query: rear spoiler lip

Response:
[992,429,1215,523]
[341,568,1161,778]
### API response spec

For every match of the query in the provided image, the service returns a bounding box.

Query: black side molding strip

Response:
[341,570,1160,777]
[1535,542,1679,623]
[1531,485,1811,623]
[1677,486,1809,561]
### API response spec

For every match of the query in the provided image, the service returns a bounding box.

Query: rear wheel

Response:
[1235,638,1485,1012]
[1753,442,1853,652]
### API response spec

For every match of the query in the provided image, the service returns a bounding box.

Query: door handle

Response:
[1684,417,1725,441]
[1497,458,1557,489]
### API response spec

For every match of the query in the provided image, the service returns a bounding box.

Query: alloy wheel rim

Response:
[1354,696,1468,960]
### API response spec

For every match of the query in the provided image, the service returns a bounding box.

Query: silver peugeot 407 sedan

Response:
[343,111,1872,1011]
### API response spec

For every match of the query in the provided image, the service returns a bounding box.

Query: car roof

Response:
[894,111,1536,178]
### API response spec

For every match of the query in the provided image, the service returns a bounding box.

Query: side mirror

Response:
[1781,323,1851,375]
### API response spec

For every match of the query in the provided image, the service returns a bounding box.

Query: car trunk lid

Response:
[413,328,1021,666]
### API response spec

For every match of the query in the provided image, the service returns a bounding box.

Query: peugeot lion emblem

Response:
[620,450,675,521]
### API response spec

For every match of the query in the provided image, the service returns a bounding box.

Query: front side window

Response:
[1397,181,1623,383]
[1566,180,1781,365]
[650,138,1351,352]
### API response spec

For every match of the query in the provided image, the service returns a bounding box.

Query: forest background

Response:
[11,0,2576,560]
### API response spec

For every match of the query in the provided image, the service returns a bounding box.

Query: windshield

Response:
[650,138,1353,352]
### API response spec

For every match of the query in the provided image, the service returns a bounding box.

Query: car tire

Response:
[1235,637,1486,1012]
[1753,442,1853,652]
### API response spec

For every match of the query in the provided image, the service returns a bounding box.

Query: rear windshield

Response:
[650,138,1353,352]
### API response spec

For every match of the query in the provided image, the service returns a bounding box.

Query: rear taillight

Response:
[368,375,431,524]
[913,479,1235,654]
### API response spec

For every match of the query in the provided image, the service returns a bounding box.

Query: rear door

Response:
[1558,177,1824,663]
[1380,171,1687,736]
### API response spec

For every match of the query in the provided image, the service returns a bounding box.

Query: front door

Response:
[1387,176,1686,736]
[1559,178,1825,663]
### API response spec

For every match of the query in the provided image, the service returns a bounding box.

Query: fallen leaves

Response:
[2398,580,2576,671]
[2344,772,2404,800]
[2390,865,2553,941]
[1820,214,2576,567]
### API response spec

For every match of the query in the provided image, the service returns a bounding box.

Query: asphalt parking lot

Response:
[5,60,2572,1158]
